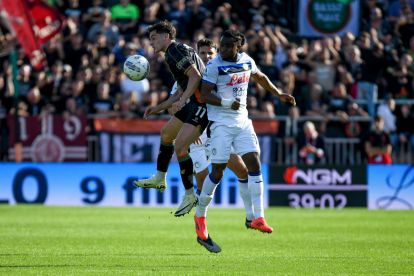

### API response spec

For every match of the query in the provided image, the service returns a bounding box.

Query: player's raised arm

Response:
[144,83,183,118]
[251,70,296,106]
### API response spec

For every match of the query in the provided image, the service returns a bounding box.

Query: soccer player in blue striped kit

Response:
[195,30,296,252]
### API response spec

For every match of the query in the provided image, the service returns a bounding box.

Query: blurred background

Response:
[0,0,413,209]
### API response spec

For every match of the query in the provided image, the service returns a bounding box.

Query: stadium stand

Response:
[0,0,413,164]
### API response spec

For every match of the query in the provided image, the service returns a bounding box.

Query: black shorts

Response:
[174,101,209,134]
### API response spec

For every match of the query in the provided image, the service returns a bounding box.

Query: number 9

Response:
[80,177,105,204]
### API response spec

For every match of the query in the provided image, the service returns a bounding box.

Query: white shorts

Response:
[189,131,209,173]
[209,119,260,164]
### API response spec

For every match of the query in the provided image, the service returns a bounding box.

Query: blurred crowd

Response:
[0,0,414,154]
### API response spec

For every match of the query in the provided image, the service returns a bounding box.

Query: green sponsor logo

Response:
[307,0,353,34]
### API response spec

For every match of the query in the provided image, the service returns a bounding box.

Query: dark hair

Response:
[221,30,246,46]
[197,38,217,51]
[374,115,383,122]
[147,20,176,40]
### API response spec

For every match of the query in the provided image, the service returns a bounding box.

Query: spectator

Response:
[258,50,279,82]
[304,83,328,116]
[358,42,387,116]
[63,33,88,75]
[376,97,397,134]
[110,0,140,35]
[90,82,115,115]
[185,0,210,36]
[345,102,370,138]
[112,38,141,65]
[342,46,363,85]
[365,7,391,41]
[297,121,325,165]
[386,53,414,99]
[167,0,189,38]
[119,73,149,103]
[408,36,414,59]
[63,96,85,118]
[87,9,120,47]
[17,65,34,98]
[213,2,233,30]
[326,83,353,137]
[139,3,161,35]
[82,0,106,31]
[116,94,138,119]
[394,104,414,152]
[364,115,393,164]
[306,39,339,92]
[22,87,48,116]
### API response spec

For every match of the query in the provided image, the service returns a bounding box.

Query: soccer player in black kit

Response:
[134,21,207,216]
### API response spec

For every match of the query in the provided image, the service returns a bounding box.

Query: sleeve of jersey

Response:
[172,45,194,73]
[201,62,218,86]
[249,56,259,74]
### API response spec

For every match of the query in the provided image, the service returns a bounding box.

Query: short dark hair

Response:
[197,38,217,51]
[147,20,176,40]
[374,115,383,122]
[221,30,246,46]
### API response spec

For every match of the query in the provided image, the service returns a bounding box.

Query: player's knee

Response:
[211,166,225,182]
[160,126,174,143]
[242,152,261,172]
[236,166,248,180]
[175,144,189,158]
[248,163,261,174]
[211,170,223,182]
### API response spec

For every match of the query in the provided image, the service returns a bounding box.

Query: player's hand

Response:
[231,98,240,110]
[144,106,157,119]
[279,93,296,106]
[194,137,203,145]
[171,99,185,114]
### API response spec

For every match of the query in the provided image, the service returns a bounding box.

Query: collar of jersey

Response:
[165,41,176,53]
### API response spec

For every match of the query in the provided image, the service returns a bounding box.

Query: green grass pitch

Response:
[0,206,413,275]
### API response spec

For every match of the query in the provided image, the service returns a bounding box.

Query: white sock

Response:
[196,174,220,217]
[248,173,264,218]
[185,188,194,195]
[238,179,254,221]
[156,171,166,179]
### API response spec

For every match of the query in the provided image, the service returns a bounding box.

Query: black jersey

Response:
[164,42,205,103]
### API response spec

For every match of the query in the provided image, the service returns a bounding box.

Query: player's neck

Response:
[163,40,175,52]
[221,53,239,62]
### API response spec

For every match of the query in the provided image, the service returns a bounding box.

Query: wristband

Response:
[221,98,234,108]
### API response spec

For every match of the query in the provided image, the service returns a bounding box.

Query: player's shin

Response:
[196,174,220,217]
[248,171,264,218]
[238,178,254,221]
[156,143,174,179]
[178,155,195,191]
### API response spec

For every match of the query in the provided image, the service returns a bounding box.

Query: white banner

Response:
[299,0,360,37]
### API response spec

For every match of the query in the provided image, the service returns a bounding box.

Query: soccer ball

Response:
[123,55,150,81]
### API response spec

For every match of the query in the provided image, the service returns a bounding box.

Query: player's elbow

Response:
[200,91,208,102]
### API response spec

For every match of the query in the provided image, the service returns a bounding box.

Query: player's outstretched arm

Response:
[143,85,183,119]
[252,70,296,106]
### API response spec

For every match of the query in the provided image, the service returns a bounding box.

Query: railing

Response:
[39,115,414,164]
[1,113,412,164]
[273,137,364,165]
